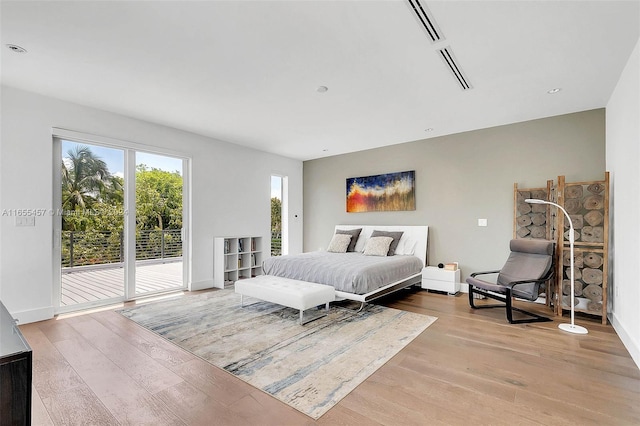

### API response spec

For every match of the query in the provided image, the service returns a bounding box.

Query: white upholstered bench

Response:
[234,275,335,325]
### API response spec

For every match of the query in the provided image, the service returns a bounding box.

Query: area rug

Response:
[118,289,437,419]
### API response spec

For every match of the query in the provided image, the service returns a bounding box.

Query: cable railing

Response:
[61,229,182,268]
[271,231,282,256]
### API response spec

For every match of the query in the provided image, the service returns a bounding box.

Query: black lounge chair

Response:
[467,239,555,324]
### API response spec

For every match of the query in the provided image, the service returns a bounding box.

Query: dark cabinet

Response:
[0,301,32,426]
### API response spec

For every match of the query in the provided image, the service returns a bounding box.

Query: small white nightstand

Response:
[422,266,461,295]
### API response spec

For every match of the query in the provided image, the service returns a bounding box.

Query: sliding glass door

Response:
[54,134,188,313]
[57,140,126,308]
[134,151,184,297]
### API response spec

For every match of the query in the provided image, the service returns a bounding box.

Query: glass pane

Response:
[135,152,184,296]
[60,140,125,306]
[271,176,282,256]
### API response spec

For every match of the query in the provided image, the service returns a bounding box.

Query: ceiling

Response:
[1,1,638,161]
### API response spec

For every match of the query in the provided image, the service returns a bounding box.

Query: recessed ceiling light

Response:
[424,128,434,132]
[316,86,328,93]
[6,44,27,53]
[547,88,561,94]
[322,149,329,152]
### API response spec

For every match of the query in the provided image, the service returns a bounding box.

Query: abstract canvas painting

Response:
[346,170,415,212]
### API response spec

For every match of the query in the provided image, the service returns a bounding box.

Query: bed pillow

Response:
[363,236,394,256]
[395,237,417,256]
[327,233,352,253]
[335,228,362,252]
[370,230,404,256]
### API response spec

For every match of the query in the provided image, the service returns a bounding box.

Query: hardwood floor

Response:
[21,288,640,425]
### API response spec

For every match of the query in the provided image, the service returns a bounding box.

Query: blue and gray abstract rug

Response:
[118,289,437,419]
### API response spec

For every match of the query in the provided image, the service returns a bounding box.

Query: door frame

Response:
[52,128,190,314]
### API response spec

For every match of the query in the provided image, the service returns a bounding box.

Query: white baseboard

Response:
[459,282,469,293]
[610,312,640,370]
[189,279,214,292]
[13,306,55,325]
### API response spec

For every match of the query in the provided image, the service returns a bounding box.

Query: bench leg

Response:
[240,294,244,307]
[299,303,331,326]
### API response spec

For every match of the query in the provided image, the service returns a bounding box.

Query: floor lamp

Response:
[525,199,588,334]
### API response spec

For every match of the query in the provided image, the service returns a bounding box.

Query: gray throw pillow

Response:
[370,230,404,256]
[335,228,362,252]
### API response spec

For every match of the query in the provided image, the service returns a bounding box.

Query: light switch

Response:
[15,216,35,227]
[478,218,488,227]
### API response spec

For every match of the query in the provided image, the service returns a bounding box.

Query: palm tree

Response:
[61,146,120,231]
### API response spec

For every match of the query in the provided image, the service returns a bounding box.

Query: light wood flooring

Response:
[21,288,640,425]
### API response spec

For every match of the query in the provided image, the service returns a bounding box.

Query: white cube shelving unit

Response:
[422,266,461,295]
[213,236,263,288]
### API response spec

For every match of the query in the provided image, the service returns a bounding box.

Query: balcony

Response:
[61,230,183,306]
[271,231,281,256]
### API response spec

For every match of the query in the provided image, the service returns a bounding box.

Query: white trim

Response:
[52,128,188,160]
[52,137,63,310]
[190,279,214,291]
[125,149,136,299]
[282,175,289,256]
[55,296,124,316]
[182,157,191,291]
[610,312,640,369]
[12,306,55,324]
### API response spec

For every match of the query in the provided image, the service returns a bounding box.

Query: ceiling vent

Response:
[439,46,472,90]
[407,0,443,42]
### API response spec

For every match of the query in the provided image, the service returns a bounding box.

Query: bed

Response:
[262,225,428,304]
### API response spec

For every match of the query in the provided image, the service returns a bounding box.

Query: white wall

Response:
[304,110,606,286]
[606,37,640,368]
[0,86,303,323]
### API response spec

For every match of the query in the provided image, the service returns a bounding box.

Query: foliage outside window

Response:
[61,145,183,266]
[271,197,282,256]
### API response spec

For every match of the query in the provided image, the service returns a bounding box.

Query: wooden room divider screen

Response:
[514,173,610,325]
[556,173,609,324]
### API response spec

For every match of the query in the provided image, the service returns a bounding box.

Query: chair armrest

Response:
[506,268,555,288]
[470,270,501,278]
[508,278,553,290]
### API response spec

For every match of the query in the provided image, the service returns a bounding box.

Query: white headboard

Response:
[334,225,429,267]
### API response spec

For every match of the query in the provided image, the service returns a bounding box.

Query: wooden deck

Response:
[61,260,183,306]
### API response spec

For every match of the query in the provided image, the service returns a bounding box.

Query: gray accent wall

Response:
[303,109,605,283]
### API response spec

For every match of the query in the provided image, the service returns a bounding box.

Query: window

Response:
[271,175,283,256]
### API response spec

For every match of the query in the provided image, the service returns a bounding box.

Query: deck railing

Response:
[271,231,282,256]
[61,229,182,267]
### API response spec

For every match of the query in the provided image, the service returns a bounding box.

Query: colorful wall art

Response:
[346,171,416,212]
